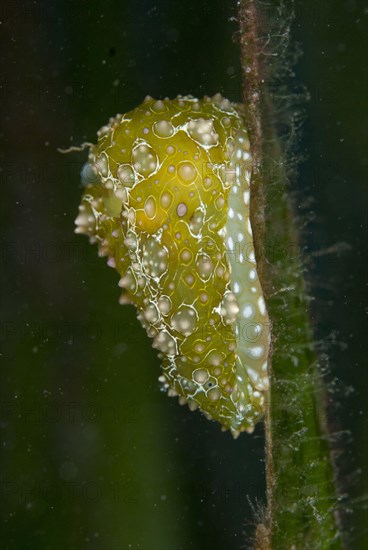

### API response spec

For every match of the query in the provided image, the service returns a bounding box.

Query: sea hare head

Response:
[75,94,270,437]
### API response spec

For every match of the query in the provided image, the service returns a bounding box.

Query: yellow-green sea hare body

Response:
[75,94,270,437]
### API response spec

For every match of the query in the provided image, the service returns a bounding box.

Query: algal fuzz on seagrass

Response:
[75,94,270,437]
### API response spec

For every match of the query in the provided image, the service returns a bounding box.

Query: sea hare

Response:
[75,94,270,437]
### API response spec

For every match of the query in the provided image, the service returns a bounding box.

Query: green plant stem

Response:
[238,1,343,548]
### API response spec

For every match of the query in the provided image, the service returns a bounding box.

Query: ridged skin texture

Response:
[75,94,270,437]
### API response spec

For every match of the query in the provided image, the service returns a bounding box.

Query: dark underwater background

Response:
[1,1,367,548]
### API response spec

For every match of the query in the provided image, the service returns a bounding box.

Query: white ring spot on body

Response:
[177,202,187,217]
[258,296,266,316]
[242,304,254,319]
